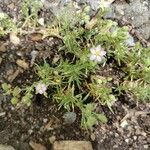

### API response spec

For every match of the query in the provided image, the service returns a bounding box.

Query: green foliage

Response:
[21,0,43,27]
[2,83,34,106]
[87,75,116,110]
[21,0,43,18]
[0,12,16,36]
[81,103,107,130]
[53,86,83,111]
[2,83,12,95]
[1,2,150,130]
[57,60,88,87]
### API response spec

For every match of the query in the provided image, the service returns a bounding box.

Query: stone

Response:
[53,141,93,150]
[143,145,149,149]
[0,112,6,116]
[63,112,77,124]
[16,59,29,70]
[125,139,129,143]
[120,120,128,128]
[8,3,15,9]
[29,141,47,150]
[112,0,150,39]
[0,57,2,64]
[49,136,56,144]
[8,69,20,82]
[10,32,20,45]
[125,33,135,47]
[90,133,96,141]
[0,44,7,53]
[0,144,15,150]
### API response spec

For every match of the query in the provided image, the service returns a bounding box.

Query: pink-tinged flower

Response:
[90,45,106,62]
[35,83,47,94]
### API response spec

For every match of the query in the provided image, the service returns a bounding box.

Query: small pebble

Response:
[125,33,135,47]
[0,112,6,116]
[90,133,96,141]
[133,136,137,140]
[16,51,23,57]
[115,133,119,138]
[0,57,2,64]
[125,139,129,143]
[63,112,77,124]
[16,59,29,70]
[143,145,149,149]
[120,120,128,128]
[10,32,20,45]
[28,129,33,135]
[141,132,147,137]
[43,118,48,123]
[49,136,56,144]
[38,18,45,26]
[113,145,118,148]
[0,44,7,52]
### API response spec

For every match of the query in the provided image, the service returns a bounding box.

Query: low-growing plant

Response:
[0,12,17,36]
[21,0,43,27]
[87,75,116,110]
[1,1,150,130]
[81,103,107,130]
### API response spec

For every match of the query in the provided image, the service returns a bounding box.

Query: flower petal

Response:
[90,54,96,60]
[100,50,106,56]
[90,48,96,54]
[96,45,101,50]
[39,89,44,94]
[96,56,102,62]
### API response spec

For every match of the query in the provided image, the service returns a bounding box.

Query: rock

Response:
[38,18,45,26]
[137,22,150,40]
[7,3,15,9]
[120,120,128,128]
[28,33,43,42]
[0,112,6,116]
[53,141,93,150]
[112,0,150,39]
[0,144,15,150]
[8,69,20,82]
[49,136,56,144]
[125,33,135,47]
[0,43,7,53]
[29,141,47,150]
[10,32,20,45]
[17,142,31,150]
[143,145,149,149]
[125,139,129,143]
[133,136,137,140]
[30,51,39,66]
[43,118,48,123]
[90,133,96,141]
[16,59,29,70]
[0,57,2,64]
[63,112,77,124]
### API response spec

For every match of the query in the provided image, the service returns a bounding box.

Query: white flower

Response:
[35,83,47,94]
[90,45,106,62]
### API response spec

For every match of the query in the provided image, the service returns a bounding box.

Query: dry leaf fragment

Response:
[10,32,20,45]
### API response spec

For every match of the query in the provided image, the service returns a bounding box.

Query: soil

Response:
[0,0,150,150]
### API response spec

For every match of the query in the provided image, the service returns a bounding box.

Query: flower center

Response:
[95,51,100,56]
